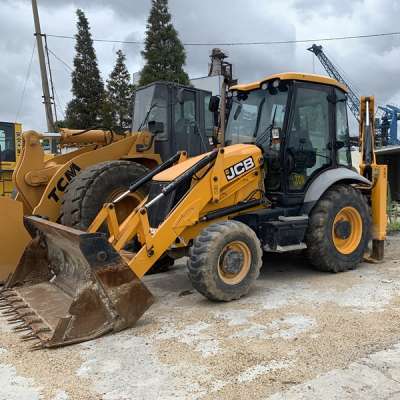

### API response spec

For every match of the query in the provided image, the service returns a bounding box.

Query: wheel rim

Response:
[332,206,362,255]
[107,188,144,224]
[217,241,251,285]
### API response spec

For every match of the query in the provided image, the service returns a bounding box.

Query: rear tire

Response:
[305,184,370,272]
[187,220,262,301]
[61,160,149,231]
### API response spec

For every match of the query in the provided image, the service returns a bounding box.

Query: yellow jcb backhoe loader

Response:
[1,73,387,349]
[0,82,217,282]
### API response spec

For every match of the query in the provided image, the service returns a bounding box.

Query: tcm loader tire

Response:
[61,160,173,274]
[61,160,149,230]
[188,220,262,301]
[305,184,370,273]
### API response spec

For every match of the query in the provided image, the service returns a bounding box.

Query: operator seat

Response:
[286,113,317,190]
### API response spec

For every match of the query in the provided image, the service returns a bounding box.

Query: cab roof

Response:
[230,72,348,93]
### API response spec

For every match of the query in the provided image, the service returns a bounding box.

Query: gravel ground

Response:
[1,237,400,399]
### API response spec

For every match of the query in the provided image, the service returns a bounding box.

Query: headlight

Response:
[272,79,280,88]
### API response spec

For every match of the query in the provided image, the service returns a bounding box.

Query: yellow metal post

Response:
[359,96,387,261]
[371,164,387,260]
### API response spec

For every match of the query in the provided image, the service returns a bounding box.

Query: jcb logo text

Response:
[225,156,255,181]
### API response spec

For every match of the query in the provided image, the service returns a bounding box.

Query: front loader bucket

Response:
[1,216,154,349]
[0,197,31,283]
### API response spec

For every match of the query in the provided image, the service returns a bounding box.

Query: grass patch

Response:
[388,221,400,232]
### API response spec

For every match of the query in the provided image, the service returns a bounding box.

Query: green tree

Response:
[139,0,189,86]
[106,50,134,130]
[65,9,105,129]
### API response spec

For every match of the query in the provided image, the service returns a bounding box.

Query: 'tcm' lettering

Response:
[48,163,81,202]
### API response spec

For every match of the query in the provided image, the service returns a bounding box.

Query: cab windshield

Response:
[225,85,289,146]
[132,84,168,139]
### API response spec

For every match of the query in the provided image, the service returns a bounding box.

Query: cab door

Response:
[284,82,334,197]
[172,87,210,157]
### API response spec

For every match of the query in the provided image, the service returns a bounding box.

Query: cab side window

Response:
[149,85,168,140]
[204,94,215,137]
[174,90,196,133]
[0,125,16,162]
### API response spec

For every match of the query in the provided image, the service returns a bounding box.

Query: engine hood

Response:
[153,144,260,182]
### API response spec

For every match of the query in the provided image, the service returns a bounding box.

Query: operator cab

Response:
[225,73,352,206]
[132,82,215,159]
[0,122,17,165]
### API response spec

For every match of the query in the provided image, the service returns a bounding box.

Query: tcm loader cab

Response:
[2,73,387,349]
[0,122,22,196]
[133,81,215,158]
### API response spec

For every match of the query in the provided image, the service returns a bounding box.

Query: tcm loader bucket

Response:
[0,197,31,283]
[1,216,154,349]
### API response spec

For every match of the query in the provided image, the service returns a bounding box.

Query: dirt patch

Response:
[0,322,96,400]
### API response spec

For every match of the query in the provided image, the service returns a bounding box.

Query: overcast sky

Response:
[1,0,400,132]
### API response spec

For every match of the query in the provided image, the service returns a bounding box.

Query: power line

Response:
[47,47,73,72]
[15,40,36,122]
[46,30,400,47]
[44,35,58,122]
[48,34,142,44]
[53,84,66,119]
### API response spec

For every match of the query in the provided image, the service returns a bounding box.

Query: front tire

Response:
[187,220,262,301]
[305,184,370,272]
[61,160,149,231]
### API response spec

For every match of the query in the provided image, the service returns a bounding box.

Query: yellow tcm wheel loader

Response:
[0,82,216,282]
[1,73,387,349]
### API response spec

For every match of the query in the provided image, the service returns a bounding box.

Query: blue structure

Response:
[377,105,400,146]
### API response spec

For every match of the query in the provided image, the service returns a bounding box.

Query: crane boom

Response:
[308,44,360,121]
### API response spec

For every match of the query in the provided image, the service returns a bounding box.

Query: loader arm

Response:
[0,129,160,283]
[89,145,265,278]
[13,131,95,214]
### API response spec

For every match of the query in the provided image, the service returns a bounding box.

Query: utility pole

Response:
[32,0,55,132]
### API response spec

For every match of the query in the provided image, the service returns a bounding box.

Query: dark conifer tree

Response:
[106,50,134,130]
[65,9,105,128]
[139,0,189,86]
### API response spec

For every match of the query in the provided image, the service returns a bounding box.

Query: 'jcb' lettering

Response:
[47,162,82,203]
[225,156,255,181]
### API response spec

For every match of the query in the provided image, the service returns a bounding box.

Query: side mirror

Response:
[335,140,345,150]
[271,127,281,140]
[328,141,346,150]
[209,96,220,112]
[148,120,164,135]
[177,88,185,104]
